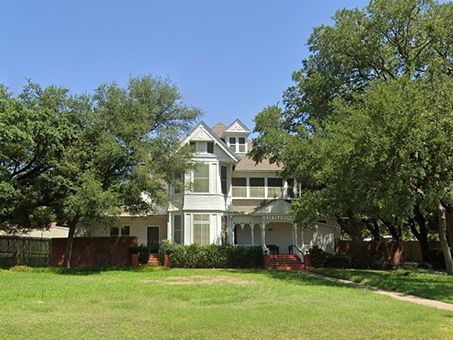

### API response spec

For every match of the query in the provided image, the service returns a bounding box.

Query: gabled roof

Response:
[181,122,240,162]
[211,122,227,137]
[251,198,292,216]
[234,141,284,172]
[224,119,251,134]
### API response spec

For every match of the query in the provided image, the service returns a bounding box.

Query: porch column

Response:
[300,225,305,248]
[293,223,298,247]
[260,218,267,247]
[250,223,255,246]
[167,213,172,241]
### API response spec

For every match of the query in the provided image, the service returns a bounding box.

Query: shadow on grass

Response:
[220,268,351,290]
[1,265,168,276]
[313,268,453,303]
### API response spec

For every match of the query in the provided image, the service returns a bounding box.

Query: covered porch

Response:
[227,199,310,254]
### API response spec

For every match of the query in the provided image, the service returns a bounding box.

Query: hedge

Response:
[159,241,264,268]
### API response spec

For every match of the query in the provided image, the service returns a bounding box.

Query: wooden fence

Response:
[0,236,51,267]
[336,240,441,264]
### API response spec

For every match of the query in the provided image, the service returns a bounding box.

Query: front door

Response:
[147,226,160,253]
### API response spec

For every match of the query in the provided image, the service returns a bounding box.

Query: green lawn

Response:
[0,267,452,339]
[313,268,453,304]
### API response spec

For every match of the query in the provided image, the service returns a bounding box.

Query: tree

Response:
[0,82,77,230]
[251,0,453,272]
[0,76,201,268]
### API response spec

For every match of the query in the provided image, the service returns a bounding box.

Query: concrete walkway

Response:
[303,271,453,312]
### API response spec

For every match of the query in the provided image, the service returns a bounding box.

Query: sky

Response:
[1,0,369,130]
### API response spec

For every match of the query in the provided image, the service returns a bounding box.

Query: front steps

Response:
[265,254,305,271]
[148,254,160,266]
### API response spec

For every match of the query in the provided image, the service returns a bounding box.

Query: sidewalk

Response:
[303,271,453,312]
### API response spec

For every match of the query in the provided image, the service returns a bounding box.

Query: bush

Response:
[308,245,385,269]
[129,244,150,265]
[159,241,263,268]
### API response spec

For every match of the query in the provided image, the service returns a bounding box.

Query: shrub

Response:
[308,246,330,267]
[129,244,150,265]
[159,241,263,268]
[325,252,351,268]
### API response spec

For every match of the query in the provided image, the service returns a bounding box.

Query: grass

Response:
[313,267,453,304]
[0,266,452,339]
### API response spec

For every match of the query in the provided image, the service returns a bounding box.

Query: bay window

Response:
[221,166,227,195]
[193,214,210,245]
[193,164,209,192]
[173,215,183,244]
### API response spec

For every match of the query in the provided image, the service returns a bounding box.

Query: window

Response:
[174,172,184,194]
[232,177,246,197]
[249,177,265,197]
[238,137,246,153]
[229,137,236,152]
[121,226,130,236]
[110,227,119,236]
[173,215,183,244]
[207,142,214,154]
[193,214,210,245]
[189,141,196,151]
[268,178,283,198]
[228,137,247,153]
[286,178,296,198]
[110,226,130,237]
[193,164,209,192]
[221,166,227,195]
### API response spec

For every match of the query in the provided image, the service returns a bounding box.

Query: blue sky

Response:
[1,0,368,129]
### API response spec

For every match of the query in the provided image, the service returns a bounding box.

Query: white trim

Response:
[181,122,240,162]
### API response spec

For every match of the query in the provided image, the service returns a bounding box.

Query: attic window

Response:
[207,142,214,154]
[229,137,237,152]
[238,138,246,153]
[228,137,247,153]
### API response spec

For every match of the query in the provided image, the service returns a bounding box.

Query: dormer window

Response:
[229,137,237,152]
[238,138,246,153]
[207,142,214,154]
[228,137,247,153]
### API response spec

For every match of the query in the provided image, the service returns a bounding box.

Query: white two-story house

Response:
[96,119,339,254]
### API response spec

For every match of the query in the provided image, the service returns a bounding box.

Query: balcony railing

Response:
[232,186,284,198]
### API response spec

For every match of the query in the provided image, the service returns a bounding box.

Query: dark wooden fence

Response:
[0,236,51,267]
[336,240,441,264]
[51,236,138,267]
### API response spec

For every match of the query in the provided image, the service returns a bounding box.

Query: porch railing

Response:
[293,245,305,263]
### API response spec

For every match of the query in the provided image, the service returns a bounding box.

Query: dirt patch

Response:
[144,275,253,285]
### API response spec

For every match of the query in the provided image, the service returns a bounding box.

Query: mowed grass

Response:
[313,268,453,304]
[0,267,452,339]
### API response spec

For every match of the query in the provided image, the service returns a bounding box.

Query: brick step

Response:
[148,254,160,266]
[268,255,299,259]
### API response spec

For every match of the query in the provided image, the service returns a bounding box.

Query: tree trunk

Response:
[409,208,430,261]
[446,205,453,247]
[437,202,453,275]
[63,215,79,269]
[367,219,381,241]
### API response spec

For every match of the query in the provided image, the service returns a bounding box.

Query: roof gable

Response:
[224,119,251,134]
[181,122,240,162]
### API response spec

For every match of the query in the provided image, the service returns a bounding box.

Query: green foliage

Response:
[159,241,264,268]
[252,0,453,272]
[0,75,200,233]
[129,244,151,265]
[308,246,386,269]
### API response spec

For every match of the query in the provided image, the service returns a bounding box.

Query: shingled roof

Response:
[211,122,227,138]
[210,122,284,172]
